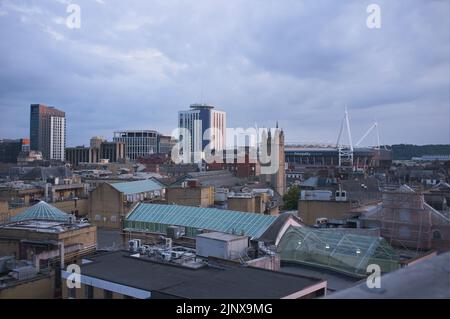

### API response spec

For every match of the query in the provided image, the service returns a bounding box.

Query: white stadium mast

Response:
[336,108,384,169]
[355,121,380,149]
[336,107,354,168]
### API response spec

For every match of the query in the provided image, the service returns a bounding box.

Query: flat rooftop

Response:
[280,262,362,293]
[326,252,450,299]
[196,232,248,242]
[1,220,92,234]
[80,250,326,299]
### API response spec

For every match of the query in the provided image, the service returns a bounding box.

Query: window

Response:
[104,289,113,299]
[85,285,94,299]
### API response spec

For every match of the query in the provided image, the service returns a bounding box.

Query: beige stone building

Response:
[89,179,164,229]
[228,192,276,215]
[166,184,214,207]
[0,201,97,269]
[298,200,355,225]
[0,259,55,299]
[260,125,286,196]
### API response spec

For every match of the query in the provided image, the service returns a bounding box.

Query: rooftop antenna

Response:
[200,79,205,105]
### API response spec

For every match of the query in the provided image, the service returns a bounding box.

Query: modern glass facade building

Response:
[113,130,158,161]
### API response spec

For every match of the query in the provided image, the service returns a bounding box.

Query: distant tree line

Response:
[385,144,450,160]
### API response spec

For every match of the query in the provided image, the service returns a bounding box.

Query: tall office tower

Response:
[113,130,158,161]
[30,104,66,160]
[178,103,226,154]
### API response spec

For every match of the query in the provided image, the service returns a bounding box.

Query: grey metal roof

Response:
[326,252,450,299]
[124,203,277,239]
[78,250,325,299]
[10,201,71,222]
[109,179,164,195]
[300,177,319,188]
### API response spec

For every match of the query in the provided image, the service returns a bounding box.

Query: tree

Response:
[282,185,300,210]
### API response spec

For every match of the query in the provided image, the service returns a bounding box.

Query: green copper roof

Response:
[109,179,164,195]
[124,203,277,239]
[11,201,72,222]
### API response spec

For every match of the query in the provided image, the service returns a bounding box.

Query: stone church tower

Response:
[271,122,286,196]
[260,122,286,196]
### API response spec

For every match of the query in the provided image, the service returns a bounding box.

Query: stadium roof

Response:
[277,226,400,277]
[10,201,72,222]
[284,147,375,154]
[124,203,277,239]
[109,179,164,195]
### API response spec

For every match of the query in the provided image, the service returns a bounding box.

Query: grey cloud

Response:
[0,0,448,146]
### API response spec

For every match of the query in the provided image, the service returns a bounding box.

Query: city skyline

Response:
[0,0,449,147]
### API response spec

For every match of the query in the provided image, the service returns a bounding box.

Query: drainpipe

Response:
[59,242,65,269]
[34,254,40,273]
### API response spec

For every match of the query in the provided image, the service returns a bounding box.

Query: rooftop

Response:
[2,219,92,234]
[109,179,164,195]
[326,252,450,299]
[77,250,325,299]
[124,203,277,239]
[189,103,215,110]
[176,170,246,188]
[280,263,362,293]
[10,201,72,223]
[277,226,400,277]
[196,232,248,242]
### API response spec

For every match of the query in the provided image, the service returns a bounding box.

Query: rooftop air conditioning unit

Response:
[165,238,173,251]
[171,251,184,259]
[139,245,151,254]
[162,252,172,262]
[167,226,182,239]
[335,190,347,202]
[128,239,141,252]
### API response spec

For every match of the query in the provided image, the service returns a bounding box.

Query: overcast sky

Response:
[0,0,449,147]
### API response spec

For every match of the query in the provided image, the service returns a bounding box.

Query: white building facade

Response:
[49,116,66,161]
[178,104,226,153]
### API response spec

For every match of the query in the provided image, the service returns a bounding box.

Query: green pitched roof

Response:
[124,203,277,239]
[109,179,164,195]
[11,201,72,222]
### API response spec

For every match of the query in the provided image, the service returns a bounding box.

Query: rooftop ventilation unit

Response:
[128,239,141,252]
